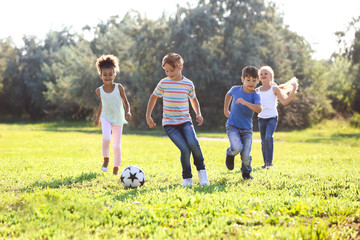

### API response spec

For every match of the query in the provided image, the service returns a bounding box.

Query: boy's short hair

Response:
[96,54,120,74]
[242,66,259,79]
[162,53,184,68]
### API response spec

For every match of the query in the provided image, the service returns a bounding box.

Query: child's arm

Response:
[189,96,203,126]
[236,98,262,113]
[146,94,159,128]
[224,93,232,118]
[119,84,132,121]
[274,81,297,106]
[94,88,102,126]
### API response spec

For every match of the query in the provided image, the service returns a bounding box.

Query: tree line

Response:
[0,0,359,130]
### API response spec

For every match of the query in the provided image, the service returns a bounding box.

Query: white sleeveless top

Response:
[256,86,278,119]
[100,84,127,126]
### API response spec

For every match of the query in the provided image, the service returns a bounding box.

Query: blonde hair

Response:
[279,77,299,93]
[259,66,275,83]
[259,65,298,93]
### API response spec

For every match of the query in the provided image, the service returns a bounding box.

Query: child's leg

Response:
[226,124,243,156]
[264,117,278,166]
[111,124,123,167]
[101,119,112,158]
[101,119,112,171]
[181,122,205,171]
[164,124,192,179]
[258,118,268,165]
[239,130,253,174]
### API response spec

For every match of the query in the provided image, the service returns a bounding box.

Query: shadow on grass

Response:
[111,173,257,201]
[22,172,100,192]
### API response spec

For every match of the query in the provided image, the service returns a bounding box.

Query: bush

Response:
[350,113,360,128]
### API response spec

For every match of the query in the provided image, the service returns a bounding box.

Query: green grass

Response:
[0,120,359,239]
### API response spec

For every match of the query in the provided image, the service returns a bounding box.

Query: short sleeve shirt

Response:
[153,77,195,126]
[226,86,261,129]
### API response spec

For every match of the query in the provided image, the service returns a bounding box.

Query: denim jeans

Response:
[226,124,253,174]
[164,122,205,179]
[258,117,278,165]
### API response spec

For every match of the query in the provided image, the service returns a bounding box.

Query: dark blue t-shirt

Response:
[226,86,261,129]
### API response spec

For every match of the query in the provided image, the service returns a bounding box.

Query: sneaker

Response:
[242,172,253,180]
[262,163,273,169]
[226,154,235,170]
[182,178,193,187]
[265,163,273,169]
[101,159,109,172]
[113,167,119,175]
[198,170,209,186]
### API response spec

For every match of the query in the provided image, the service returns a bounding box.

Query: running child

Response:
[145,52,209,187]
[224,66,262,180]
[94,55,132,175]
[256,66,298,169]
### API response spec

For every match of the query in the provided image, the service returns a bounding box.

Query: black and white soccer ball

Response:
[120,166,145,188]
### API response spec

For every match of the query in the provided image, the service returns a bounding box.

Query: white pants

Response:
[101,119,123,167]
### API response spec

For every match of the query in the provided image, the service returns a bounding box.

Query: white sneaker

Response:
[182,178,193,187]
[198,170,209,186]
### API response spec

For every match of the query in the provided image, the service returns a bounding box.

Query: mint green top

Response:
[100,84,127,126]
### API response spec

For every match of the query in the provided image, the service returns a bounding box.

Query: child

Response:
[145,52,209,187]
[256,66,298,169]
[94,55,132,175]
[224,66,262,180]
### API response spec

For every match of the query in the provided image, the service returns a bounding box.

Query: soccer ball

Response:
[120,166,145,188]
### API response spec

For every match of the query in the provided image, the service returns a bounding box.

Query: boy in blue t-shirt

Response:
[223,66,262,180]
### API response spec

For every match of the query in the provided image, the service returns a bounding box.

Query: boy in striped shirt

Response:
[146,53,209,187]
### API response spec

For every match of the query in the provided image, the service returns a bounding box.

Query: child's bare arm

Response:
[274,84,297,106]
[236,98,262,113]
[119,84,132,121]
[94,88,102,126]
[146,94,159,128]
[190,96,203,126]
[224,93,232,118]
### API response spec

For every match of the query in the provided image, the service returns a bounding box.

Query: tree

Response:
[0,38,21,117]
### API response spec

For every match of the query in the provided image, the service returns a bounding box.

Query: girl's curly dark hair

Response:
[96,54,120,74]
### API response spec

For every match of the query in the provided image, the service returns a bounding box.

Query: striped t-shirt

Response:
[153,77,195,126]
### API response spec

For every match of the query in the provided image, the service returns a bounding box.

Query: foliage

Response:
[0,1,359,129]
[336,16,360,113]
[0,121,359,239]
[350,113,360,128]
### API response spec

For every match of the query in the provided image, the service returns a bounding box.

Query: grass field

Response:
[0,120,359,239]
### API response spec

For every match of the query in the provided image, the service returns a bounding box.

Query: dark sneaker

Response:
[101,159,109,172]
[261,165,266,169]
[242,172,253,180]
[226,154,235,170]
[113,167,119,175]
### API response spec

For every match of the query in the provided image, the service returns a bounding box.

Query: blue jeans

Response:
[258,117,278,165]
[164,122,205,179]
[226,124,253,174]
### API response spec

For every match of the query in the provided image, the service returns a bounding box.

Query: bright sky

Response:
[1,0,359,60]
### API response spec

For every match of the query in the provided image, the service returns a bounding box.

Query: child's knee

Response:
[264,136,273,143]
[242,156,252,166]
[102,137,111,145]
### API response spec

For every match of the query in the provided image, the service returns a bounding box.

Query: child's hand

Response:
[125,112,132,121]
[291,81,299,91]
[224,109,230,118]
[196,114,204,126]
[236,98,247,105]
[146,116,156,128]
[94,117,100,126]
